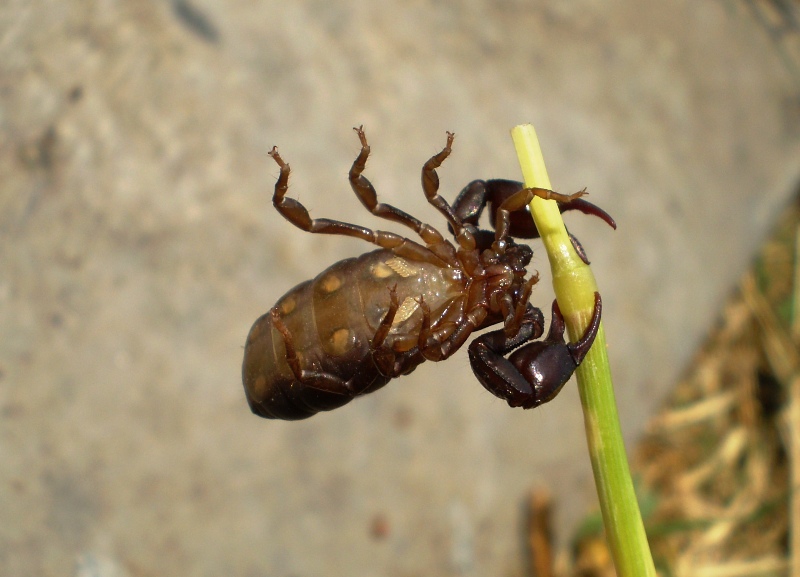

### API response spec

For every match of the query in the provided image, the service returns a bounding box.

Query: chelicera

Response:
[242,127,611,420]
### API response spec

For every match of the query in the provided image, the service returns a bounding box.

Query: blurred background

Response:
[1,1,799,576]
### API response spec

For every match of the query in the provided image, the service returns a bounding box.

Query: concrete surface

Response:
[2,1,799,576]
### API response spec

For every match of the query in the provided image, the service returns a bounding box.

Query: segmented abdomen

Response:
[242,249,464,419]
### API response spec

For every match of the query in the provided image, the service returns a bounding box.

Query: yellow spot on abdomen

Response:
[280,296,296,315]
[253,375,267,397]
[330,328,355,355]
[320,274,342,293]
[248,322,262,342]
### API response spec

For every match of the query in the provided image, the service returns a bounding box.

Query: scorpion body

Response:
[244,248,469,419]
[243,127,609,420]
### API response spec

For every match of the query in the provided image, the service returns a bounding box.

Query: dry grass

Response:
[557,195,800,577]
[557,3,800,571]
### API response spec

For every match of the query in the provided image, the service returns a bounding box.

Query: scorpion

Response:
[242,127,613,420]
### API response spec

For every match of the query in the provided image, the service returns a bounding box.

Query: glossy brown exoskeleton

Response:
[451,178,616,264]
[242,127,611,420]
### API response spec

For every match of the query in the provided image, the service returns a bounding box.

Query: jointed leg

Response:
[493,187,587,245]
[367,286,437,379]
[270,308,354,395]
[420,132,476,251]
[269,146,447,266]
[452,179,616,240]
[368,286,413,378]
[501,274,539,337]
[349,127,448,248]
[417,296,487,362]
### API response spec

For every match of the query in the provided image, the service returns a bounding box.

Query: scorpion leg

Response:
[368,286,405,377]
[269,146,449,267]
[417,296,488,362]
[485,184,592,262]
[349,127,450,252]
[270,308,355,396]
[357,286,428,380]
[492,186,587,248]
[415,296,461,356]
[469,293,601,409]
[502,274,539,338]
[420,132,476,251]
[452,179,616,240]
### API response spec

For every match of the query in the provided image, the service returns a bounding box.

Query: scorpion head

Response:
[502,240,535,307]
[477,236,536,317]
[502,239,533,271]
[470,226,532,269]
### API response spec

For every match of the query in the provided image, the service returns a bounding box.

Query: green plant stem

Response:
[511,124,655,577]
